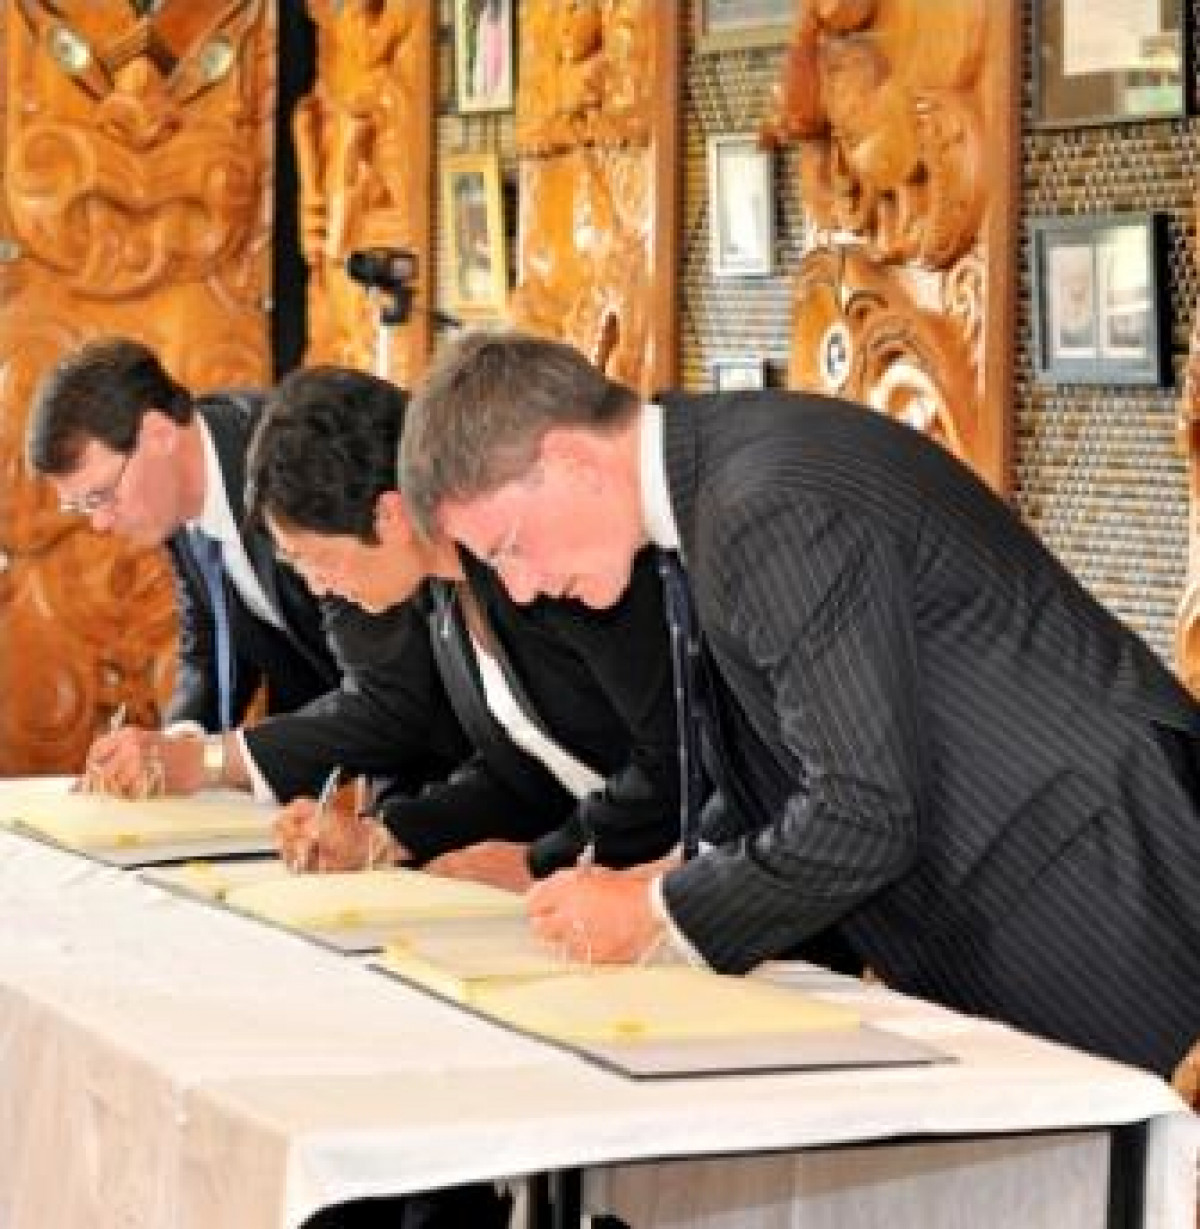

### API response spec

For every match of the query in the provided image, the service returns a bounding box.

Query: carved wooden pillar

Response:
[0,1,276,773]
[294,0,432,387]
[1175,217,1200,695]
[508,0,680,394]
[766,0,1018,492]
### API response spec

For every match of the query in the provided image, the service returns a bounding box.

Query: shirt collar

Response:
[190,418,238,544]
[639,402,680,551]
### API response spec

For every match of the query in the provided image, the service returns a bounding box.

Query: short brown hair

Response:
[400,327,637,535]
[26,337,192,475]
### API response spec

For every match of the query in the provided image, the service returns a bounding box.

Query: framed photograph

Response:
[695,0,795,52]
[454,0,514,114]
[1029,213,1169,386]
[713,357,767,391]
[442,153,508,317]
[708,134,775,278]
[1033,0,1188,127]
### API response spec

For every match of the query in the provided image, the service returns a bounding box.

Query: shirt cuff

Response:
[233,730,277,803]
[649,872,710,969]
[163,721,205,739]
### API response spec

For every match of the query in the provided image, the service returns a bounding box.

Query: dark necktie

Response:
[191,529,233,730]
[657,549,706,860]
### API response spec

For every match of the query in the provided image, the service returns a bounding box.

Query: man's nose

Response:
[502,561,541,605]
[90,505,116,533]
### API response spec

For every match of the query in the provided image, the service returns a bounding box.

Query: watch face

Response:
[203,737,225,781]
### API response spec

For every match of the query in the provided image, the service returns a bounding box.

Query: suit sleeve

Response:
[525,551,683,877]
[376,754,575,865]
[661,493,927,972]
[241,598,468,801]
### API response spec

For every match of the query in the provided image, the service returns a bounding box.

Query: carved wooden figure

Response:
[508,0,678,394]
[295,0,432,385]
[0,1,276,773]
[766,0,1017,492]
[1175,255,1200,696]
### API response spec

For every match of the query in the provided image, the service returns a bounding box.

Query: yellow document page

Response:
[142,857,287,902]
[473,966,859,1043]
[380,914,599,1002]
[3,791,272,850]
[224,868,524,930]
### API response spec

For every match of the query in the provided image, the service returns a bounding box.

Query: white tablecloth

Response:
[0,822,1192,1228]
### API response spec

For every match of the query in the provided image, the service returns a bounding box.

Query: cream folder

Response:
[380,914,600,1002]
[224,868,525,930]
[3,790,273,850]
[472,966,859,1043]
[142,856,286,902]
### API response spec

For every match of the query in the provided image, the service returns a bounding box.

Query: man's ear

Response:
[140,409,178,454]
[374,488,414,543]
[539,427,605,494]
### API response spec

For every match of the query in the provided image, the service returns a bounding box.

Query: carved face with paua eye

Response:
[9,1,261,296]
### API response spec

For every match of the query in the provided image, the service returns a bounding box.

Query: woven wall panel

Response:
[1015,1,1196,660]
[680,25,800,392]
[683,0,1192,661]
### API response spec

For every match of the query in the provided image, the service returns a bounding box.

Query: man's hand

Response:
[424,840,533,892]
[273,796,407,873]
[79,728,205,798]
[525,861,671,964]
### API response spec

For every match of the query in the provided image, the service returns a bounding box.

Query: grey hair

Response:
[399,327,637,536]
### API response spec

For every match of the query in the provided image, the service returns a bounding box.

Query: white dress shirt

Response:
[167,419,281,801]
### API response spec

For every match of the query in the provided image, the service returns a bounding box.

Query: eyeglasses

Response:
[485,515,523,575]
[59,452,132,517]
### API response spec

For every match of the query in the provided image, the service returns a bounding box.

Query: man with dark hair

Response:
[252,364,680,888]
[86,363,680,889]
[399,326,1200,1079]
[26,337,342,793]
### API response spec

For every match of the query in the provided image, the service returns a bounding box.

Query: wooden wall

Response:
[5,0,1198,773]
[0,1,276,773]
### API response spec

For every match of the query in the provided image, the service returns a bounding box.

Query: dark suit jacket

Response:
[163,394,339,728]
[244,549,681,877]
[658,390,1200,1075]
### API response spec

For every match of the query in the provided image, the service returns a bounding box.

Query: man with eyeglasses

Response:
[398,327,1200,1081]
[25,337,355,794]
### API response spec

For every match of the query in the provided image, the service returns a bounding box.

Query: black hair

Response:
[247,365,407,543]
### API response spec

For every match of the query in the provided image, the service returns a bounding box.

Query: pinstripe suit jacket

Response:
[658,390,1200,1074]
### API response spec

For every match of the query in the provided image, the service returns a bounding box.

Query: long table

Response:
[0,823,1193,1227]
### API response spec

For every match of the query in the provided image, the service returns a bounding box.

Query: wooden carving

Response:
[767,0,1017,492]
[1175,241,1200,695]
[0,1,275,774]
[507,0,679,393]
[294,0,432,387]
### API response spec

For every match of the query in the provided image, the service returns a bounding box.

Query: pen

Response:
[312,765,342,874]
[79,702,129,794]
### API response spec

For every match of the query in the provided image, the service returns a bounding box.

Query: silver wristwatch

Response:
[202,734,226,788]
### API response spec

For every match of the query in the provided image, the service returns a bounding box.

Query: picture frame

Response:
[453,0,514,114]
[708,134,775,278]
[1029,212,1169,387]
[442,152,508,317]
[694,0,795,53]
[1032,0,1188,127]
[713,357,768,392]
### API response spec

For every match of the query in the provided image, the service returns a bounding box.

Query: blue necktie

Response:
[191,530,233,731]
[657,550,706,860]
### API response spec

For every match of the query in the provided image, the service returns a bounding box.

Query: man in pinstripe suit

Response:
[401,328,1200,1077]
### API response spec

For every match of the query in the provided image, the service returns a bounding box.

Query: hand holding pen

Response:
[77,703,135,795]
[310,765,343,873]
[273,772,407,873]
